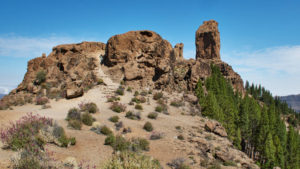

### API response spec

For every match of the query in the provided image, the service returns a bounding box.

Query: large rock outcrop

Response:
[196,20,220,60]
[0,20,244,108]
[0,42,105,106]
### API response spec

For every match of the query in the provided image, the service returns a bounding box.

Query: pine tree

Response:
[262,133,276,168]
[233,127,242,150]
[273,135,284,168]
[202,92,223,121]
[286,126,299,169]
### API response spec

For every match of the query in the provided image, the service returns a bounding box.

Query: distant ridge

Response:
[280,94,300,112]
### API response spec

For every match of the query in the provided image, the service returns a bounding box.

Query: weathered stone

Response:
[63,157,78,169]
[196,20,220,60]
[174,43,184,59]
[205,121,227,137]
[66,88,83,99]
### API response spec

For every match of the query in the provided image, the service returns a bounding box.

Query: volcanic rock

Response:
[196,20,220,60]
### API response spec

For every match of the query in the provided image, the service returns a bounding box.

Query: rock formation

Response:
[0,42,105,107]
[196,20,220,60]
[0,20,244,108]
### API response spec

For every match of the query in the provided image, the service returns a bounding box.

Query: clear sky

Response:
[0,0,300,96]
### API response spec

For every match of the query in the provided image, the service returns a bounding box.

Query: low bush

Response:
[104,134,116,145]
[153,92,163,100]
[135,104,143,110]
[35,96,48,105]
[175,126,182,130]
[223,160,237,166]
[168,158,191,169]
[143,122,153,132]
[79,102,98,114]
[97,78,104,85]
[81,112,94,126]
[109,116,119,123]
[125,111,141,120]
[100,126,113,135]
[67,108,81,121]
[150,131,164,140]
[131,138,150,151]
[115,86,125,96]
[107,96,120,102]
[0,113,53,151]
[155,105,163,112]
[100,151,161,169]
[35,70,46,85]
[110,102,126,113]
[68,119,82,130]
[134,91,139,96]
[127,87,132,92]
[147,112,158,119]
[177,135,184,140]
[170,100,184,107]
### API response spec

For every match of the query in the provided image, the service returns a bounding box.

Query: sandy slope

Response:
[0,66,257,169]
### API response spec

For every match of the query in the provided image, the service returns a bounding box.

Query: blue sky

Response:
[0,0,300,96]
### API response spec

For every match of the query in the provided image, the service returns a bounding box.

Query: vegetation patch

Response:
[153,92,163,100]
[143,122,153,132]
[110,102,126,113]
[109,116,119,123]
[147,112,158,119]
[125,111,141,120]
[79,102,98,114]
[81,112,94,126]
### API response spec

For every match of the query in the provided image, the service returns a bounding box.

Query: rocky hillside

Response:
[0,20,243,109]
[280,94,300,112]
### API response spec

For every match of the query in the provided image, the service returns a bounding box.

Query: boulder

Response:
[205,121,227,137]
[183,94,198,104]
[66,88,83,99]
[196,20,220,60]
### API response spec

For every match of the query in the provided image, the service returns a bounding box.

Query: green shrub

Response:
[153,92,163,100]
[69,137,76,145]
[127,87,132,92]
[107,96,120,102]
[113,135,130,152]
[67,108,81,121]
[115,87,124,96]
[104,134,116,145]
[110,102,126,113]
[109,116,119,123]
[35,70,46,85]
[79,102,98,114]
[101,126,113,135]
[100,151,162,169]
[97,78,104,85]
[155,106,163,112]
[0,113,53,151]
[68,119,82,130]
[125,111,141,120]
[143,122,153,132]
[135,104,143,110]
[134,91,139,96]
[131,138,150,151]
[170,100,184,107]
[223,160,236,166]
[81,112,94,126]
[175,126,182,130]
[177,135,184,140]
[147,112,158,119]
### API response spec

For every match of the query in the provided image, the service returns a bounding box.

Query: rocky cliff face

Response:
[0,20,244,108]
[0,42,106,107]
